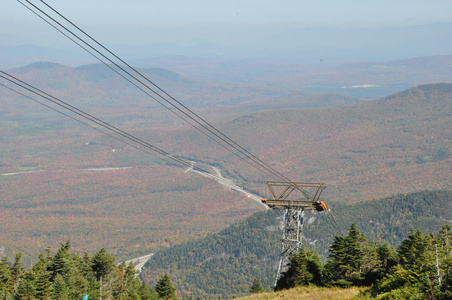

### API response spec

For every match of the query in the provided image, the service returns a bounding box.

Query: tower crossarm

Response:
[264,181,326,202]
[260,199,320,209]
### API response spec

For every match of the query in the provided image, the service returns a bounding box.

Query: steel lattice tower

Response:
[261,181,327,286]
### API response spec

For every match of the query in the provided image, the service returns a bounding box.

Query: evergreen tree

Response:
[138,282,159,300]
[3,243,157,300]
[155,274,177,300]
[32,254,52,300]
[325,223,376,286]
[437,225,452,249]
[0,257,13,299]
[81,252,101,300]
[14,273,36,300]
[52,274,70,300]
[440,255,452,300]
[46,242,91,299]
[48,240,71,281]
[365,243,397,285]
[10,253,24,290]
[91,248,115,281]
[397,228,432,269]
[435,225,452,300]
[112,263,142,300]
[374,228,444,299]
[275,247,323,291]
[249,278,265,294]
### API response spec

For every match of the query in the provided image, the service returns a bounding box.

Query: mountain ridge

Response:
[156,83,451,203]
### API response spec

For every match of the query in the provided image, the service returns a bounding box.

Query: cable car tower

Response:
[261,181,327,286]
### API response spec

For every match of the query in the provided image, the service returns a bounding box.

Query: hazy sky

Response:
[4,0,452,47]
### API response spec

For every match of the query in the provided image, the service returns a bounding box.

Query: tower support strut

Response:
[261,181,326,286]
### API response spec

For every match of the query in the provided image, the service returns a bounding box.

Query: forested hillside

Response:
[141,190,451,299]
[2,205,450,299]
[1,81,450,266]
[163,83,451,202]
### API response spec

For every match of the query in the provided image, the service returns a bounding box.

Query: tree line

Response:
[1,224,451,299]
[0,241,178,300]
[271,223,452,299]
[141,190,451,298]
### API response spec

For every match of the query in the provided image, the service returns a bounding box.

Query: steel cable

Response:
[18,0,291,182]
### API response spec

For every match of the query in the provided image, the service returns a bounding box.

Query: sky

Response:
[4,0,452,47]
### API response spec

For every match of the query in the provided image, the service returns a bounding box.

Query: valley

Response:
[0,55,450,300]
[0,58,450,267]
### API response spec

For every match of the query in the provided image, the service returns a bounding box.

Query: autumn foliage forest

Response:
[0,60,451,269]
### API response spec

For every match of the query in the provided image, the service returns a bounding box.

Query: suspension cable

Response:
[0,70,195,169]
[18,0,291,182]
[14,1,338,207]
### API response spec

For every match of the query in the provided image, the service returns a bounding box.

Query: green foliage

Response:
[1,243,156,300]
[325,223,385,287]
[138,282,159,300]
[0,257,13,299]
[368,243,398,285]
[10,253,24,288]
[141,190,451,299]
[249,278,265,294]
[397,229,433,270]
[370,225,452,299]
[275,247,323,291]
[155,274,177,300]
[142,209,280,299]
[274,223,452,299]
[33,254,52,300]
[307,190,452,259]
[326,223,366,285]
[91,247,116,281]
[2,195,452,299]
[375,285,425,300]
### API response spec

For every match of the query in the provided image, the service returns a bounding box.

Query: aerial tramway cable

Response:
[8,2,340,281]
[0,82,177,166]
[0,71,195,169]
[18,0,292,183]
[0,70,269,209]
[13,0,338,205]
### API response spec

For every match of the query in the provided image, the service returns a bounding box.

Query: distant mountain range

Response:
[5,54,452,103]
[135,54,452,99]
[3,61,365,118]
